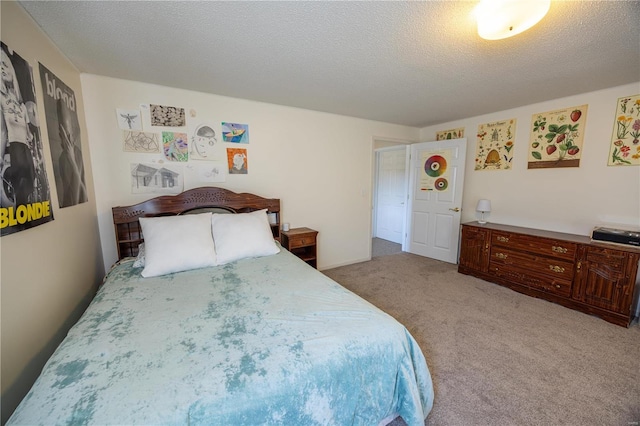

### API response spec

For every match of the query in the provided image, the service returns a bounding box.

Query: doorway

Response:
[371,138,468,264]
[372,145,410,256]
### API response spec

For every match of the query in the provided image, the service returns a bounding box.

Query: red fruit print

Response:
[570,110,582,122]
[567,147,580,155]
[556,134,566,144]
[546,145,557,155]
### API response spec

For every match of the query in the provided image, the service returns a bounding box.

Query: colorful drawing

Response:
[436,127,464,141]
[222,122,249,143]
[420,150,451,192]
[226,148,248,174]
[607,94,640,166]
[528,105,588,169]
[475,119,516,171]
[162,131,188,162]
[150,104,185,127]
[123,130,160,153]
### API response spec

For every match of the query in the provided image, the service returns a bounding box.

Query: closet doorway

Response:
[372,145,410,256]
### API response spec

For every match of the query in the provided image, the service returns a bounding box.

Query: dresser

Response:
[458,222,640,327]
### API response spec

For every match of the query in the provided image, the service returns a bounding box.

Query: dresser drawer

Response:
[490,247,575,281]
[492,231,577,261]
[287,234,316,249]
[490,262,573,297]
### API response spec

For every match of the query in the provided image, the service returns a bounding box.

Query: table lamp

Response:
[476,199,491,224]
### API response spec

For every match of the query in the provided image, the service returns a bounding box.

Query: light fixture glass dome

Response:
[475,0,551,40]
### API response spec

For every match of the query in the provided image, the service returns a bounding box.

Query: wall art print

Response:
[1,43,54,236]
[528,104,588,169]
[436,127,464,141]
[116,108,142,130]
[150,104,186,127]
[608,94,640,166]
[39,63,88,208]
[226,147,248,174]
[130,162,183,194]
[419,150,451,192]
[475,119,516,171]
[162,131,188,162]
[189,122,222,160]
[222,122,249,143]
[123,130,160,153]
[185,161,226,183]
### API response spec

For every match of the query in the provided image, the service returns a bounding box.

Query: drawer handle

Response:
[495,253,508,259]
[552,246,568,254]
[549,265,565,273]
[555,284,561,289]
[300,239,306,244]
[497,236,509,243]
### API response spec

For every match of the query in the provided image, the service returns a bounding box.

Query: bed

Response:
[8,187,433,425]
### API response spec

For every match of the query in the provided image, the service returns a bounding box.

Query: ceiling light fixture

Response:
[475,0,551,40]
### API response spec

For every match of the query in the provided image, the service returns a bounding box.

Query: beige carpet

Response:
[323,252,640,426]
[372,238,402,258]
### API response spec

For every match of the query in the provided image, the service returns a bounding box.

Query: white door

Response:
[374,147,409,244]
[406,138,467,263]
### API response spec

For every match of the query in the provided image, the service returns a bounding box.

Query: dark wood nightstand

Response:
[280,227,318,269]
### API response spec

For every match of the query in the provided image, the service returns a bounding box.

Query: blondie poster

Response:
[39,63,88,208]
[1,42,54,236]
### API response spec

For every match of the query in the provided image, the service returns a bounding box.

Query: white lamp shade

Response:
[476,199,492,213]
[475,0,551,40]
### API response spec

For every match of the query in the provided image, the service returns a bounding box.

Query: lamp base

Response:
[478,211,489,224]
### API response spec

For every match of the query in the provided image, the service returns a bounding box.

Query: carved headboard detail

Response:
[112,187,281,260]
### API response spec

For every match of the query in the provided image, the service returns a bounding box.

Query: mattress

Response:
[8,248,433,425]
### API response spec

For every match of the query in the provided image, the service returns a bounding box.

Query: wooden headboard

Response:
[112,186,281,260]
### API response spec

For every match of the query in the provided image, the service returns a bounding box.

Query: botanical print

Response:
[189,123,221,160]
[123,130,160,153]
[475,119,516,171]
[1,43,54,235]
[222,122,249,143]
[226,147,248,174]
[436,127,464,141]
[150,104,185,127]
[608,94,640,166]
[130,162,183,194]
[419,150,451,192]
[116,108,142,130]
[162,131,188,162]
[528,104,588,169]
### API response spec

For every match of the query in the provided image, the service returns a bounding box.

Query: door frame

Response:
[372,143,411,251]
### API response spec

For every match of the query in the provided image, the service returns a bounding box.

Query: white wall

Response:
[1,2,103,422]
[420,83,640,235]
[81,75,420,271]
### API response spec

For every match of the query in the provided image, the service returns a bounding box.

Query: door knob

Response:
[449,207,460,212]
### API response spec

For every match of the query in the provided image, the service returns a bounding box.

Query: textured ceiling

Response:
[17,1,640,128]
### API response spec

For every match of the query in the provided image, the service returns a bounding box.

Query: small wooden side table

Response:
[280,227,318,269]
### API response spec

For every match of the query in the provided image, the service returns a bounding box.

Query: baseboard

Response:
[319,256,372,271]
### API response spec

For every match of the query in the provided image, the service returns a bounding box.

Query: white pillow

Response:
[211,209,280,265]
[139,213,217,277]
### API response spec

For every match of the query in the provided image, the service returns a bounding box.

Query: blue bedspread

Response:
[8,248,433,425]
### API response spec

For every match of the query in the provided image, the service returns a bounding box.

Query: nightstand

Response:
[280,227,318,269]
